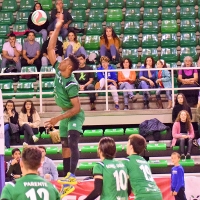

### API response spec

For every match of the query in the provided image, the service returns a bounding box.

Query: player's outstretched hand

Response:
[44,117,59,128]
[55,13,64,29]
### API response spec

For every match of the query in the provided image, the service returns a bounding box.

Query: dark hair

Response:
[157,59,167,68]
[8,32,16,38]
[171,152,181,159]
[33,2,43,11]
[38,146,46,152]
[77,54,86,59]
[101,26,120,46]
[144,56,156,68]
[67,31,78,43]
[98,137,116,159]
[175,93,189,109]
[22,147,42,170]
[27,31,35,37]
[129,134,146,155]
[69,54,80,71]
[120,58,132,69]
[175,110,192,131]
[4,100,16,112]
[12,148,21,155]
[21,100,36,115]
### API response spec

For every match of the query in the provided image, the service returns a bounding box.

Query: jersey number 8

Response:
[26,188,49,200]
[113,170,127,191]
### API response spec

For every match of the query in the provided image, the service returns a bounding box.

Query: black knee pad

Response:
[61,137,69,148]
[68,130,80,149]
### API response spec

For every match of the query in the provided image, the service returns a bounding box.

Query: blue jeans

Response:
[138,81,154,101]
[30,29,47,41]
[100,44,120,60]
[156,89,172,100]
[119,82,134,105]
[64,45,87,58]
[4,124,10,148]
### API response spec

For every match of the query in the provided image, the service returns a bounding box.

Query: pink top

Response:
[178,69,198,76]
[171,122,194,147]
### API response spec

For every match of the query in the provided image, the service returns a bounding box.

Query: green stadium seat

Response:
[0,81,14,99]
[79,162,96,170]
[161,130,167,134]
[143,8,159,20]
[0,25,10,38]
[20,135,24,139]
[36,80,54,98]
[125,8,141,21]
[86,22,103,35]
[81,145,98,153]
[180,32,197,47]
[122,34,140,48]
[0,12,15,25]
[57,164,63,171]
[19,0,34,11]
[41,132,51,139]
[104,128,124,136]
[90,0,106,9]
[15,36,24,46]
[4,148,13,156]
[72,0,89,10]
[142,34,158,48]
[106,9,123,22]
[125,128,139,135]
[13,24,28,33]
[21,65,37,74]
[46,147,58,155]
[180,6,196,19]
[168,63,177,68]
[141,48,158,63]
[37,0,53,11]
[106,22,122,35]
[180,47,198,62]
[180,159,194,166]
[83,129,103,137]
[71,10,86,22]
[35,36,43,48]
[40,66,55,79]
[149,160,168,168]
[63,0,71,9]
[122,49,139,63]
[180,19,197,32]
[142,20,159,33]
[108,0,124,8]
[126,0,143,8]
[161,48,178,62]
[162,0,178,7]
[70,22,84,30]
[2,0,18,12]
[180,0,196,6]
[84,35,100,50]
[161,7,178,20]
[124,21,141,34]
[15,81,35,99]
[161,20,178,33]
[147,143,167,151]
[16,11,30,24]
[161,33,178,47]
[144,0,160,7]
[88,9,105,22]
[0,38,5,52]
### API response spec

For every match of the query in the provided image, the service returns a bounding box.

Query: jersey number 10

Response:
[26,188,49,200]
[113,170,127,191]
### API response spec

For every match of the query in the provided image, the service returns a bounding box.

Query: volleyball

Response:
[31,10,47,26]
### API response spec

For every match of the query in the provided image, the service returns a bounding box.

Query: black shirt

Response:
[50,9,72,24]
[172,104,192,122]
[180,121,187,134]
[28,115,33,123]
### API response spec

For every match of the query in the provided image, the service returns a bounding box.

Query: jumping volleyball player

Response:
[44,14,85,197]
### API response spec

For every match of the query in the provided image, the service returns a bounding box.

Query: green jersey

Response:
[123,155,162,200]
[0,174,60,200]
[93,159,128,200]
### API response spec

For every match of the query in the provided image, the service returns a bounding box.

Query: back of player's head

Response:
[22,147,42,170]
[171,152,180,159]
[129,134,146,155]
[98,137,116,159]
[68,54,79,72]
[12,148,21,155]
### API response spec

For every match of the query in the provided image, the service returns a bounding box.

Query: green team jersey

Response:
[0,174,60,200]
[123,155,162,199]
[93,159,128,200]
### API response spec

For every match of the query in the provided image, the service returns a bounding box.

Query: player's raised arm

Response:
[47,14,64,66]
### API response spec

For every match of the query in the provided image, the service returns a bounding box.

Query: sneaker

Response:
[124,105,129,110]
[115,104,120,110]
[180,154,185,160]
[32,135,39,143]
[57,172,77,185]
[186,153,191,159]
[23,142,28,148]
[60,184,75,198]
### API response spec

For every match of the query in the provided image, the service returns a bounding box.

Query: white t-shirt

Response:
[2,42,22,57]
[122,70,130,79]
[38,161,44,177]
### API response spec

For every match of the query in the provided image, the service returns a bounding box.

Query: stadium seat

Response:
[144,0,160,7]
[161,7,178,20]
[161,48,178,62]
[180,19,197,32]
[57,164,63,171]
[180,6,196,19]
[15,36,24,46]
[147,143,167,151]
[90,0,106,9]
[180,33,197,46]
[122,34,140,48]
[180,47,198,62]
[161,33,178,47]
[81,145,98,153]
[162,0,178,7]
[21,65,37,75]
[36,79,54,98]
[83,129,103,137]
[71,10,86,22]
[124,21,141,34]
[4,148,12,156]
[125,8,142,21]
[72,0,89,10]
[19,0,34,10]
[143,8,159,20]
[180,0,196,6]
[46,147,58,155]
[13,24,28,33]
[106,9,123,22]
[0,81,14,99]
[16,11,30,24]
[106,22,122,35]
[0,25,10,38]
[40,132,51,139]
[63,0,71,9]
[161,20,178,33]
[37,0,53,11]
[122,49,139,63]
[149,160,168,168]
[168,62,177,68]
[104,128,124,136]
[35,36,43,47]
[69,22,84,36]
[126,0,143,8]
[2,0,18,12]
[0,38,5,52]
[108,0,124,8]
[125,128,139,135]
[40,66,55,81]
[0,12,15,25]
[141,48,158,63]
[84,35,100,50]
[180,159,194,166]
[142,34,158,48]
[142,20,159,33]
[79,162,96,170]
[88,9,105,22]
[86,22,103,35]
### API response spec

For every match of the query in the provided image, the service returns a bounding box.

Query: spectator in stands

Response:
[1,33,22,72]
[97,56,119,110]
[172,93,192,122]
[193,105,200,146]
[155,59,172,109]
[4,100,19,149]
[38,146,58,181]
[47,0,72,40]
[75,54,96,111]
[63,31,87,59]
[6,148,22,181]
[100,26,120,63]
[171,110,194,160]
[178,56,198,107]
[19,100,40,147]
[118,58,137,110]
[4,161,7,179]
[139,56,157,109]
[27,3,49,42]
[21,31,41,72]
[41,30,63,67]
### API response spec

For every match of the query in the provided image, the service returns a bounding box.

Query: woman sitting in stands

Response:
[155,59,172,109]
[178,56,198,107]
[97,56,119,110]
[63,30,87,58]
[4,100,19,148]
[27,3,49,41]
[118,58,137,110]
[139,56,157,109]
[172,93,192,122]
[171,110,194,160]
[19,100,41,147]
[100,26,120,63]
